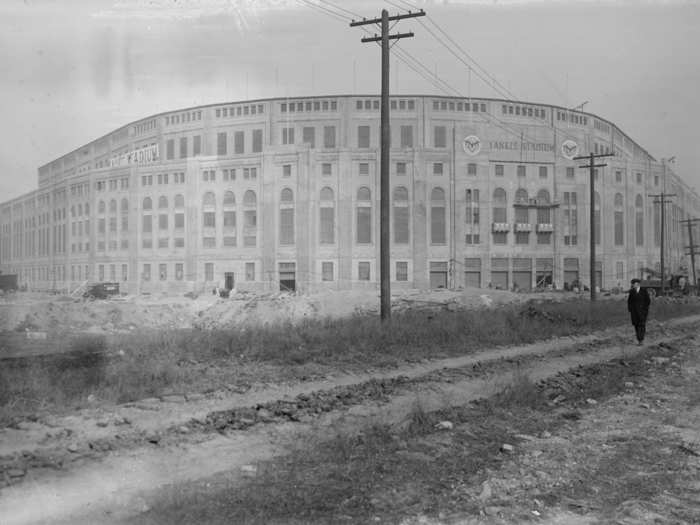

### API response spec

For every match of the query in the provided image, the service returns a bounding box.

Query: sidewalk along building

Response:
[1,95,699,295]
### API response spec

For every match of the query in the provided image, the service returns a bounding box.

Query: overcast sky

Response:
[1,0,699,202]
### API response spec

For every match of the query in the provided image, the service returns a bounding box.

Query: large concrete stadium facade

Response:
[2,94,699,294]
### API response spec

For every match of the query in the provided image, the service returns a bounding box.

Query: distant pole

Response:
[575,152,613,301]
[351,7,426,321]
[649,189,676,295]
[681,218,700,288]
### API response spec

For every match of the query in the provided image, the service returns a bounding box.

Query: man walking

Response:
[627,278,651,345]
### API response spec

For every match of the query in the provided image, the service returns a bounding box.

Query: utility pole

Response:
[574,152,613,301]
[680,217,700,289]
[351,8,425,321]
[649,191,676,295]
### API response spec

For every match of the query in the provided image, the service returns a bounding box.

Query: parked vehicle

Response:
[83,282,120,299]
[0,274,18,292]
[639,267,691,297]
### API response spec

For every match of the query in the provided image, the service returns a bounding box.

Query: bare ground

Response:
[0,313,698,524]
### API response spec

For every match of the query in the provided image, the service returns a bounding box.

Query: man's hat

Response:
[631,278,641,284]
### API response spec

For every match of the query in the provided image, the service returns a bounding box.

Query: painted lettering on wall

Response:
[489,141,554,152]
[109,144,159,167]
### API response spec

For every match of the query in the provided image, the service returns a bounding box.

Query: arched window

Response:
[202,192,216,229]
[244,190,256,205]
[320,187,335,244]
[121,198,129,232]
[243,190,257,246]
[175,194,185,208]
[492,188,507,244]
[614,193,624,246]
[202,192,216,208]
[514,188,529,244]
[223,191,236,207]
[356,186,372,244]
[280,188,294,245]
[536,189,551,223]
[223,191,236,238]
[430,187,446,245]
[99,200,106,214]
[393,186,409,244]
[635,194,644,246]
[142,197,152,211]
[158,196,168,209]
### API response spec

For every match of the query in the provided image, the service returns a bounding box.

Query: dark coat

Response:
[627,286,651,325]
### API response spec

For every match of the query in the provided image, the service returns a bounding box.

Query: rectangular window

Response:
[400,125,413,148]
[98,264,105,281]
[122,264,128,281]
[320,207,334,244]
[217,132,227,155]
[223,211,236,229]
[397,162,407,175]
[143,264,151,281]
[517,165,526,178]
[203,237,216,248]
[358,262,370,281]
[282,164,292,177]
[282,127,295,145]
[303,126,315,148]
[193,135,201,156]
[159,264,167,281]
[175,213,184,229]
[324,126,336,148]
[396,261,408,281]
[357,207,372,244]
[204,262,214,281]
[175,263,183,280]
[539,166,548,179]
[614,211,624,245]
[159,214,168,230]
[566,166,575,178]
[434,126,446,148]
[322,163,332,176]
[616,170,622,183]
[495,164,504,177]
[358,125,370,148]
[252,129,263,153]
[174,237,185,248]
[636,172,642,184]
[359,163,369,176]
[142,215,151,233]
[235,131,244,154]
[166,139,174,160]
[179,137,187,158]
[203,211,216,228]
[321,262,334,281]
[433,163,443,176]
[280,208,295,245]
[467,163,477,176]
[245,262,255,281]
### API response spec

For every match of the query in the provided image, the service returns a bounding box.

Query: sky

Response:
[1,0,699,201]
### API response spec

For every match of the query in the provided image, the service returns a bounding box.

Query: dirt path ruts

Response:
[0,316,697,525]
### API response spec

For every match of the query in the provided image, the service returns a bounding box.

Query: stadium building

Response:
[1,95,699,294]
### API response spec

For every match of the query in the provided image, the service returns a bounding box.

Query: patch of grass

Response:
[2,298,700,420]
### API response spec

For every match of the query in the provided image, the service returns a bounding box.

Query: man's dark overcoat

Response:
[627,286,651,325]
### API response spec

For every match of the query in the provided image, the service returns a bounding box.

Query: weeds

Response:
[2,298,699,420]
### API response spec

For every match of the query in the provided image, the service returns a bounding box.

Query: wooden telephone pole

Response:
[680,217,700,289]
[574,152,614,301]
[649,192,676,295]
[351,8,425,321]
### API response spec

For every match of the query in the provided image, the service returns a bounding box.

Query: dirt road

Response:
[1,315,697,524]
